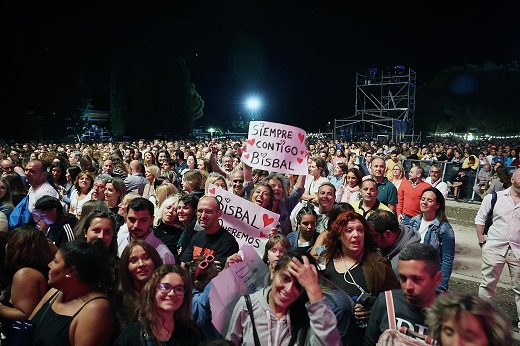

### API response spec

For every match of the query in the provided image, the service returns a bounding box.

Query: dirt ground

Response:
[446,200,519,344]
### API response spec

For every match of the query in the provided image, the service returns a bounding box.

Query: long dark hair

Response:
[138,265,200,343]
[273,250,318,340]
[421,187,448,223]
[59,239,112,291]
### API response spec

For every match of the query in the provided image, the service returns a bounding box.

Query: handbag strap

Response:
[244,295,261,346]
[33,290,60,336]
[384,290,397,330]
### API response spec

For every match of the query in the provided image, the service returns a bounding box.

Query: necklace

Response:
[340,252,366,294]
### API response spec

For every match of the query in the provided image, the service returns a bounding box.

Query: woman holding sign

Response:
[227,250,341,346]
[266,172,306,235]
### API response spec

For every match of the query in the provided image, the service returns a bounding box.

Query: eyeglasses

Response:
[197,209,215,215]
[194,254,215,281]
[232,179,244,183]
[157,283,186,296]
[32,211,48,222]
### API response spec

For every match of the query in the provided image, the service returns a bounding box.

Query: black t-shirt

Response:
[47,213,77,247]
[323,259,368,299]
[179,227,239,265]
[153,223,183,262]
[363,289,429,346]
[113,322,205,346]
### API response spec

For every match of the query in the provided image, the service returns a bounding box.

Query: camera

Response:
[356,291,376,308]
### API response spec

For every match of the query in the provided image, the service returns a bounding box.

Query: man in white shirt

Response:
[118,197,175,264]
[424,164,448,199]
[475,168,520,329]
[25,160,59,213]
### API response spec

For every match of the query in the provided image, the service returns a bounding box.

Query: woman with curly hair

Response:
[69,171,95,217]
[321,211,399,340]
[114,265,205,345]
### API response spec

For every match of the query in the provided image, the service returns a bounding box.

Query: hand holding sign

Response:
[241,121,308,175]
[207,184,279,257]
[210,244,269,336]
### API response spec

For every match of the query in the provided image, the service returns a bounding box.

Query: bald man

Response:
[123,160,148,195]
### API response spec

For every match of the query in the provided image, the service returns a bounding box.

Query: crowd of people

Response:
[0,135,517,345]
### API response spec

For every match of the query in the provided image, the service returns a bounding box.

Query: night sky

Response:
[4,1,519,134]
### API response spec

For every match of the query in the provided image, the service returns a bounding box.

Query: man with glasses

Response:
[425,163,448,199]
[367,210,420,280]
[33,195,76,247]
[92,174,111,201]
[180,196,239,266]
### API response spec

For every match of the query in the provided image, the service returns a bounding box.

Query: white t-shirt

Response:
[419,218,434,242]
[28,182,59,213]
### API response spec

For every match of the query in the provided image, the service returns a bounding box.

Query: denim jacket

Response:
[409,215,455,292]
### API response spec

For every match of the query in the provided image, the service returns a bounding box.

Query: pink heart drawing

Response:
[297,158,303,164]
[298,133,305,143]
[260,232,267,238]
[263,214,275,227]
[247,138,256,146]
[209,188,215,194]
[244,153,250,159]
[300,150,305,155]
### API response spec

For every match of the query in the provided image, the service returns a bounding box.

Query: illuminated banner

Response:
[207,184,278,257]
[241,121,308,175]
[210,244,269,336]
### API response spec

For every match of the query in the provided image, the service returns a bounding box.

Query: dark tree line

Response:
[416,61,520,134]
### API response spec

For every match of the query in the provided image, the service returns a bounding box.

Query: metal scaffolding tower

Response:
[335,66,419,143]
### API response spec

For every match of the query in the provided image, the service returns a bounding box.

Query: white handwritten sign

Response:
[241,121,308,175]
[210,244,269,336]
[208,184,275,257]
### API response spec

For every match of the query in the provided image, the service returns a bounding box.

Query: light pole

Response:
[208,128,215,139]
[246,97,261,121]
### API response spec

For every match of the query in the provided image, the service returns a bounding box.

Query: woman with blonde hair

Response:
[204,172,228,193]
[142,165,160,199]
[152,183,178,211]
[181,169,204,198]
[153,195,183,261]
[390,163,406,190]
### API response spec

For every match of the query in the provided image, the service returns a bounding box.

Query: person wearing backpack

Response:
[363,243,441,345]
[474,167,520,330]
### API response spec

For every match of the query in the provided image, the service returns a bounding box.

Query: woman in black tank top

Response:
[29,239,115,346]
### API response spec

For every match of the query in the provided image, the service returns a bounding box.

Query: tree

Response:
[159,56,204,136]
[416,61,520,134]
[110,68,127,138]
